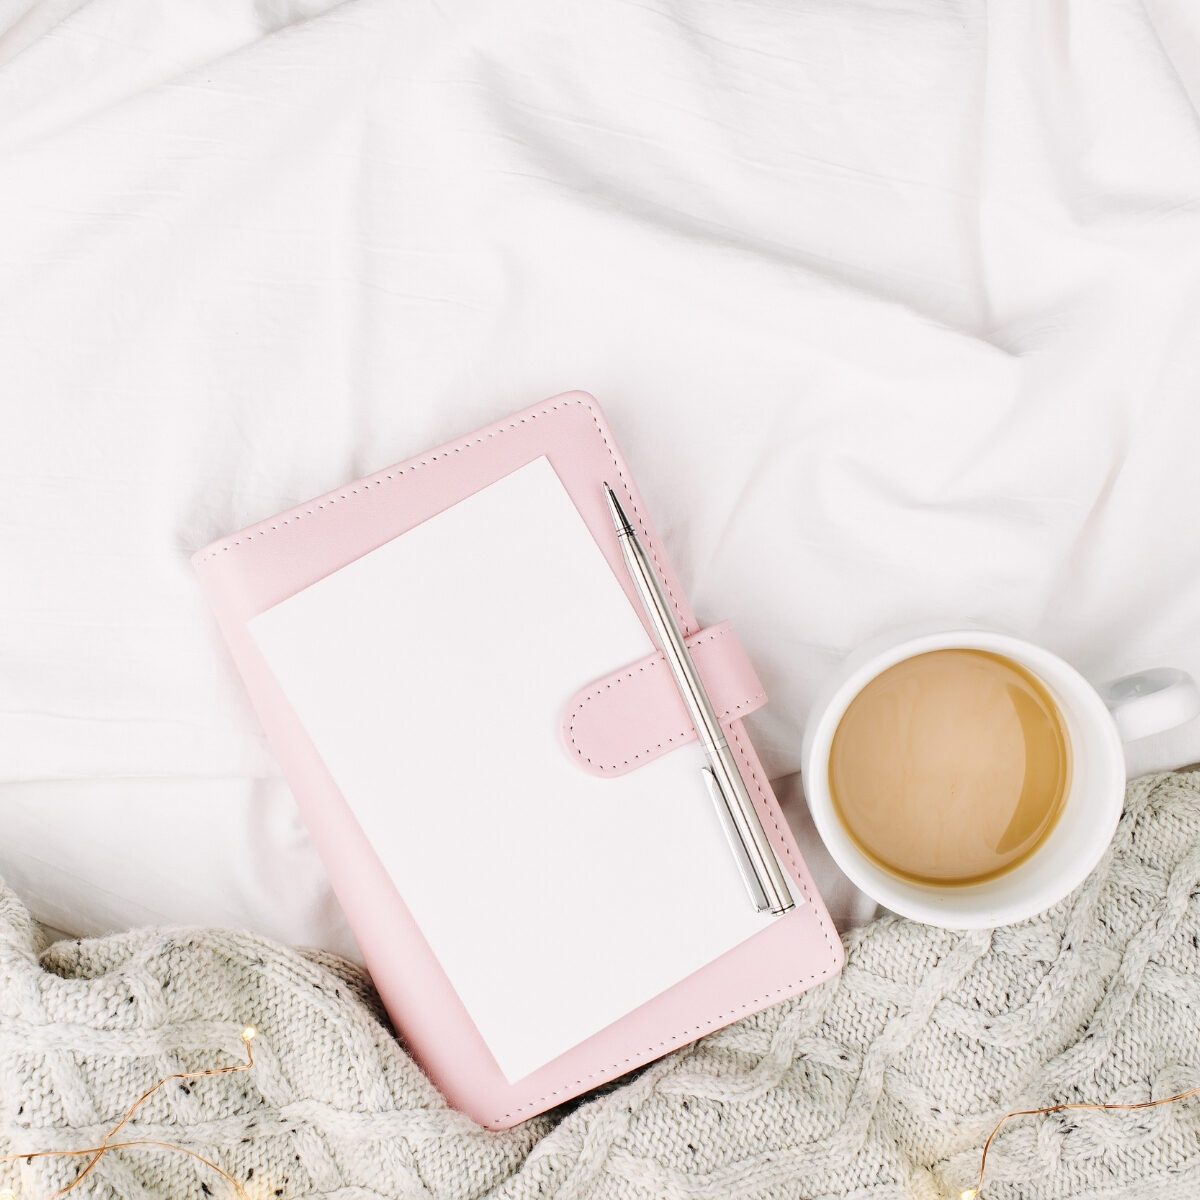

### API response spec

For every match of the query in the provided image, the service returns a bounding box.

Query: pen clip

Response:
[701,767,771,912]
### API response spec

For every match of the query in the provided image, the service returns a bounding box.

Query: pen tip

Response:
[603,482,634,536]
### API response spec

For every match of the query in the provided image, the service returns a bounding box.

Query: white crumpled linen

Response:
[1,1,1199,950]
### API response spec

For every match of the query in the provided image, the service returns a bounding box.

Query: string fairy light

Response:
[0,1025,259,1200]
[4,1019,1196,1199]
[957,1082,1200,1199]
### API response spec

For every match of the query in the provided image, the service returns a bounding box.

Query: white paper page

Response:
[249,457,795,1082]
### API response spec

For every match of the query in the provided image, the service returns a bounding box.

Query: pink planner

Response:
[192,390,843,1128]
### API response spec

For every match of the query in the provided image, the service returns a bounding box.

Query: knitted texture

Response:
[3,770,1200,1199]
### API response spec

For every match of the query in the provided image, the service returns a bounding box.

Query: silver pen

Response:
[603,483,794,915]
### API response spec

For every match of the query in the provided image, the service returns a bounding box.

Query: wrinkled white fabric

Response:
[2,0,1199,951]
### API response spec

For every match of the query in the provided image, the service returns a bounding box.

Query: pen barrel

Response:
[617,531,794,916]
[618,532,726,739]
[706,738,794,915]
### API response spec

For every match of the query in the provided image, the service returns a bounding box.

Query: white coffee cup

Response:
[801,626,1200,928]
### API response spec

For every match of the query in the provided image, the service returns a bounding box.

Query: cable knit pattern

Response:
[3,771,1200,1199]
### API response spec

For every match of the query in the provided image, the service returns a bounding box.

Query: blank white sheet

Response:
[247,457,786,1082]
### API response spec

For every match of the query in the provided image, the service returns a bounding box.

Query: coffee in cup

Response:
[828,648,1071,886]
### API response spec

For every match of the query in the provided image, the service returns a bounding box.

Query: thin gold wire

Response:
[0,1026,257,1200]
[961,1083,1200,1198]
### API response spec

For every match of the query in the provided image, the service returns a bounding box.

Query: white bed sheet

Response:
[2,0,1199,952]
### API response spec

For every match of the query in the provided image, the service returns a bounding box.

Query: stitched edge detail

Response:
[565,626,767,772]
[192,395,686,627]
[489,723,842,1126]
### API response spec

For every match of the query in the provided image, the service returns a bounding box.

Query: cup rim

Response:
[802,630,1126,928]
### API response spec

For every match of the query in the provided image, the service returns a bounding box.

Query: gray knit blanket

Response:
[3,771,1200,1200]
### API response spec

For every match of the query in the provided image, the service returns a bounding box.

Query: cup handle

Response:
[1098,668,1200,743]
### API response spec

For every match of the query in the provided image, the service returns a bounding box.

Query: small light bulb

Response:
[241,1025,257,1042]
[1,1189,18,1200]
[960,1189,979,1200]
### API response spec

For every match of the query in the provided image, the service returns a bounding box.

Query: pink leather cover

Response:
[191,390,844,1129]
[562,620,767,777]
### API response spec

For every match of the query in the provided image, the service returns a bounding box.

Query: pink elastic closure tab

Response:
[562,620,767,777]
